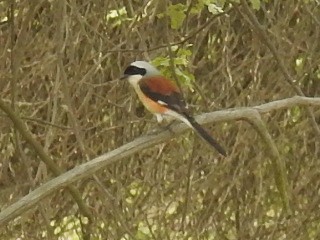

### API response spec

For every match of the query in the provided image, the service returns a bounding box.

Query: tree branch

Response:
[237,0,320,138]
[0,99,93,221]
[0,96,319,225]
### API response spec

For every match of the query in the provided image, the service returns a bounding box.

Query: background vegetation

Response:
[0,0,320,239]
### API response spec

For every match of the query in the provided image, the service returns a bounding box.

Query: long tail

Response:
[183,114,227,156]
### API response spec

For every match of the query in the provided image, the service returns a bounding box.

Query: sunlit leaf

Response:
[250,0,261,10]
[167,4,186,29]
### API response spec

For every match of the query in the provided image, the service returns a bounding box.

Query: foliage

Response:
[152,46,195,87]
[0,0,320,239]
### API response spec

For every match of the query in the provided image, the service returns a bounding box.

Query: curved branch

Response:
[0,99,93,221]
[0,96,319,225]
[238,0,320,137]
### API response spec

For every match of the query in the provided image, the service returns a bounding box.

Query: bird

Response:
[121,60,226,156]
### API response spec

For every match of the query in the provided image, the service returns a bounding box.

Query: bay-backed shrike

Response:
[121,61,226,156]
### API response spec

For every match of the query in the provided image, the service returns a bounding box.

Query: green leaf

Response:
[287,106,301,124]
[192,0,225,15]
[175,68,195,86]
[151,46,195,88]
[250,0,261,10]
[207,3,224,14]
[106,7,131,27]
[152,57,170,67]
[167,3,186,29]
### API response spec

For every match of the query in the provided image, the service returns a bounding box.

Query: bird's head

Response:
[121,61,161,84]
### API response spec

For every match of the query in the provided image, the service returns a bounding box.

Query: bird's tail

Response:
[183,114,227,156]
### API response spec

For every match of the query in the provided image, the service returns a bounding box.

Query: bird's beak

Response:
[120,74,128,80]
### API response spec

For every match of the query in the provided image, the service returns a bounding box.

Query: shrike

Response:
[121,61,226,156]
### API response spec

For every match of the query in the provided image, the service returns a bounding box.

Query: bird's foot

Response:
[145,120,178,136]
[163,120,178,133]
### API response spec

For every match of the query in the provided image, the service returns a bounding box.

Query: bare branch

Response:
[0,98,93,221]
[238,0,320,137]
[0,96,319,226]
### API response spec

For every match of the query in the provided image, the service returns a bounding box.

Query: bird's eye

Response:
[124,66,146,76]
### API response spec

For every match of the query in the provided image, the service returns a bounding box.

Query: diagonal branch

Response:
[0,96,319,225]
[0,99,93,221]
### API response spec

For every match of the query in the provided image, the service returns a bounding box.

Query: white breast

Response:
[128,75,142,86]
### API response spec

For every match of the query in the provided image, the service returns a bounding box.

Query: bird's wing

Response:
[139,76,227,156]
[139,76,188,113]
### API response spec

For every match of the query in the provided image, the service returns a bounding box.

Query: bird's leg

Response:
[145,114,164,135]
[163,120,178,133]
[154,120,179,135]
[156,114,178,133]
[145,114,176,135]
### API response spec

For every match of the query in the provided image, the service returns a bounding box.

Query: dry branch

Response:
[0,96,319,226]
[238,0,320,137]
[0,99,93,221]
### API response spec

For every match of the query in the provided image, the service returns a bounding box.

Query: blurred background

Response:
[0,0,319,239]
